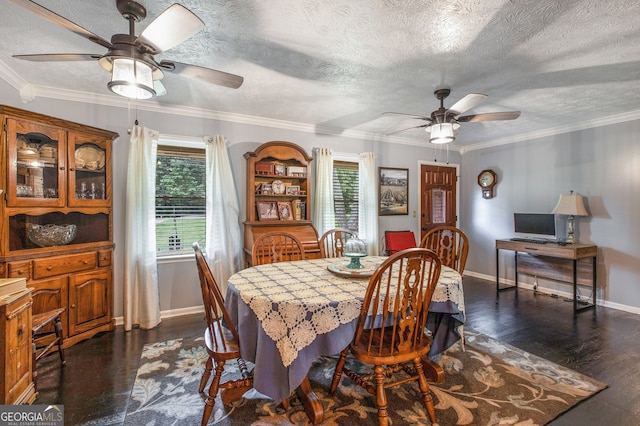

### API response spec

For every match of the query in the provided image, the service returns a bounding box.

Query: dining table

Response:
[224,255,465,424]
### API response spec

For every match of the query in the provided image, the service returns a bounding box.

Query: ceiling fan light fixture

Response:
[428,122,455,144]
[108,58,155,99]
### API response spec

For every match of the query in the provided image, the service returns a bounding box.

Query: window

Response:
[156,144,206,256]
[333,160,359,231]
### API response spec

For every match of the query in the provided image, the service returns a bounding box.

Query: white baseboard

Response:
[463,270,640,315]
[113,305,204,327]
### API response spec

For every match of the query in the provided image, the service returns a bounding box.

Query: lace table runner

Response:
[229,257,463,367]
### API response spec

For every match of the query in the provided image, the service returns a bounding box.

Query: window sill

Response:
[157,253,194,264]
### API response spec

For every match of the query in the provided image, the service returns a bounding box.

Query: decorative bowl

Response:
[27,224,77,247]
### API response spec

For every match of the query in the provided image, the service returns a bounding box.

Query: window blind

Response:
[333,160,359,231]
[156,145,206,255]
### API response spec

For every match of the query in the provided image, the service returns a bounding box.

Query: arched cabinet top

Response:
[244,141,313,164]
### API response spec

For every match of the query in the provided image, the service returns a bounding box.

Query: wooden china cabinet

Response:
[0,105,118,348]
[243,141,320,265]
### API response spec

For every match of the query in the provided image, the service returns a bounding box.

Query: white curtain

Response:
[358,152,379,255]
[124,126,161,331]
[205,135,243,295]
[313,147,335,237]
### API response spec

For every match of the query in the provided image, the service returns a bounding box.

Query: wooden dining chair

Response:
[32,307,66,391]
[330,248,441,426]
[319,228,355,258]
[193,243,253,425]
[419,225,469,274]
[251,231,305,265]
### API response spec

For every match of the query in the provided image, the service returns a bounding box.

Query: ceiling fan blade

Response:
[159,60,243,89]
[153,80,167,97]
[447,93,488,116]
[386,124,429,136]
[13,53,101,62]
[382,112,431,121]
[8,0,112,49]
[138,4,204,54]
[457,111,521,122]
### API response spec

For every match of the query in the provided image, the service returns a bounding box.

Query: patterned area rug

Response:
[124,329,606,425]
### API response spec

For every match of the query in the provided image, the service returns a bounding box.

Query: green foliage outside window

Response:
[156,149,206,255]
[333,161,359,231]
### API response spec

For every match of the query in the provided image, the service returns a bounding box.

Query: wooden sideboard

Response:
[495,239,597,312]
[0,286,36,405]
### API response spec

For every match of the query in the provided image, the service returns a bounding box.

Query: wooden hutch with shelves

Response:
[244,141,320,265]
[0,105,117,348]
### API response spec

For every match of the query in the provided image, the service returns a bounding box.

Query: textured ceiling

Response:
[1,0,640,149]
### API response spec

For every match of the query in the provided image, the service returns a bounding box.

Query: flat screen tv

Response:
[513,213,556,240]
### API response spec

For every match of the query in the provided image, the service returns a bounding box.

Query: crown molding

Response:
[3,62,637,153]
[460,109,640,154]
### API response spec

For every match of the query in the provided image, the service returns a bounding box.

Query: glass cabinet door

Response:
[6,118,65,207]
[67,132,111,207]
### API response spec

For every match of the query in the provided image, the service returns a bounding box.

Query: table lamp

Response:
[552,190,589,244]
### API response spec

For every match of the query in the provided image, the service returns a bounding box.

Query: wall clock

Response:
[477,169,497,199]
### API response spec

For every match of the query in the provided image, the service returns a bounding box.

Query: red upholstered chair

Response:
[384,230,417,255]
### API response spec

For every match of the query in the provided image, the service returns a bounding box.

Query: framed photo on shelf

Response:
[260,183,273,195]
[278,201,293,220]
[256,201,279,220]
[274,164,287,176]
[378,167,409,216]
[285,185,300,195]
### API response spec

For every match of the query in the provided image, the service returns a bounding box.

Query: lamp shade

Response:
[428,123,455,144]
[552,192,589,216]
[108,58,155,99]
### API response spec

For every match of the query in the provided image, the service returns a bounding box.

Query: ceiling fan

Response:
[384,88,521,143]
[10,0,244,99]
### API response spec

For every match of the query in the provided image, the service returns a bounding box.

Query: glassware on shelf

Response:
[17,184,33,197]
[77,182,87,199]
[27,223,77,247]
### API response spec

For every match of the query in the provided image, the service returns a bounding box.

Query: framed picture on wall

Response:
[379,167,409,216]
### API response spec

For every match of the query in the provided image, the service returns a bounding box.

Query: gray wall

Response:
[461,119,640,311]
[1,79,448,320]
[2,78,638,319]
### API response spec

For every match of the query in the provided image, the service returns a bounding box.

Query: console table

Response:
[495,239,597,312]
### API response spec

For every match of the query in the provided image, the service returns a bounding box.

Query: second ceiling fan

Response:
[385,88,521,143]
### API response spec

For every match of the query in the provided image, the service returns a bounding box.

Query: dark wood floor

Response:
[34,276,640,425]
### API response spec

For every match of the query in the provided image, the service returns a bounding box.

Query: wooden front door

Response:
[420,164,458,241]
